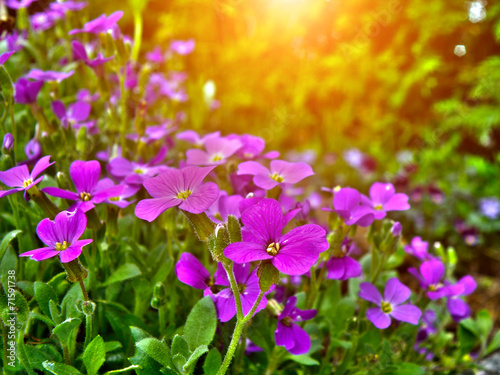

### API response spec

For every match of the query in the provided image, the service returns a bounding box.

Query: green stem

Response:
[242,291,265,323]
[217,319,245,375]
[224,263,243,320]
[131,11,143,61]
[84,314,93,349]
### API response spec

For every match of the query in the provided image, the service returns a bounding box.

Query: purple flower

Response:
[0,156,54,201]
[5,0,37,9]
[359,278,422,329]
[324,238,361,280]
[245,339,263,354]
[175,252,213,294]
[170,39,195,55]
[275,296,317,355]
[186,136,242,166]
[43,160,124,212]
[408,260,463,300]
[108,151,169,186]
[446,275,476,322]
[50,1,87,12]
[237,160,314,190]
[14,78,44,104]
[207,191,244,223]
[26,69,74,83]
[126,123,176,144]
[95,179,139,208]
[176,130,220,146]
[224,198,329,275]
[404,237,433,261]
[0,51,14,65]
[323,187,375,227]
[213,263,268,322]
[3,30,26,52]
[135,166,219,221]
[2,133,14,150]
[30,10,63,31]
[232,134,279,160]
[72,41,114,70]
[479,197,500,219]
[362,182,410,219]
[146,46,165,64]
[51,100,92,129]
[69,11,123,35]
[18,138,42,166]
[76,89,99,103]
[416,310,438,343]
[19,209,92,263]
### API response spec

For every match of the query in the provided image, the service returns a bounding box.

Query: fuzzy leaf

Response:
[183,296,217,351]
[0,230,22,261]
[171,335,190,358]
[52,318,81,347]
[101,263,142,286]
[83,335,106,375]
[136,337,172,368]
[183,344,208,371]
[203,348,222,375]
[34,282,58,320]
[42,361,83,375]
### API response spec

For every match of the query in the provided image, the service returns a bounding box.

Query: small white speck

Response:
[454,45,466,57]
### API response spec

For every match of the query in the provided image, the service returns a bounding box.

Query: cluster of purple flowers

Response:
[0,2,478,364]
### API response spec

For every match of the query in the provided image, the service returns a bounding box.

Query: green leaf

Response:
[184,345,208,371]
[102,365,141,374]
[0,288,30,325]
[458,321,479,355]
[172,353,187,372]
[0,230,22,261]
[49,300,63,325]
[83,335,106,375]
[286,354,319,366]
[477,309,493,340]
[0,66,13,102]
[42,361,83,375]
[129,328,163,375]
[203,348,221,375]
[136,337,172,368]
[394,363,425,375]
[52,318,81,347]
[487,331,500,355]
[30,311,55,327]
[104,341,123,353]
[101,263,142,286]
[171,335,191,358]
[34,282,58,320]
[184,296,217,351]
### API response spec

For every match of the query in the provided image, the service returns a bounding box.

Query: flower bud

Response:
[257,261,280,293]
[56,171,70,190]
[62,258,88,283]
[0,154,13,171]
[227,215,242,243]
[82,300,96,316]
[2,133,13,151]
[154,282,166,300]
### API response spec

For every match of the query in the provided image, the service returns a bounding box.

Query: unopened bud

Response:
[2,133,13,151]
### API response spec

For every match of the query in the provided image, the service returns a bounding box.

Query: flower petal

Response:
[70,160,101,194]
[240,198,284,245]
[54,210,87,243]
[214,288,236,322]
[420,260,444,286]
[237,161,270,177]
[135,197,180,222]
[359,282,382,306]
[383,278,411,305]
[179,181,219,214]
[270,160,314,184]
[175,253,211,290]
[366,307,392,329]
[59,245,84,263]
[30,155,54,179]
[390,304,421,325]
[0,165,30,187]
[19,248,59,261]
[42,187,80,200]
[224,242,273,264]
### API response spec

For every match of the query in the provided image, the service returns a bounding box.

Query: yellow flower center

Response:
[55,241,70,251]
[134,168,144,174]
[109,197,120,201]
[238,283,246,293]
[381,301,392,313]
[266,242,280,256]
[270,172,284,183]
[211,153,223,162]
[80,192,92,201]
[428,284,438,292]
[243,152,254,159]
[22,179,33,188]
[374,203,383,210]
[334,185,341,192]
[176,190,192,200]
